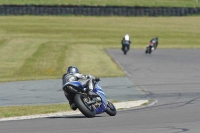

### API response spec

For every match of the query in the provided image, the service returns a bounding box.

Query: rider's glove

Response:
[95,77,100,82]
[85,75,91,79]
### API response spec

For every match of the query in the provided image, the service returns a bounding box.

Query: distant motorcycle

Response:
[122,40,130,55]
[62,80,117,118]
[145,37,158,54]
[121,34,131,55]
[122,43,129,55]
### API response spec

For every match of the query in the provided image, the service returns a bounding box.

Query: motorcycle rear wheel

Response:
[105,101,117,116]
[74,94,96,118]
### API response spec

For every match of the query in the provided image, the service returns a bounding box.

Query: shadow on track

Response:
[47,115,103,119]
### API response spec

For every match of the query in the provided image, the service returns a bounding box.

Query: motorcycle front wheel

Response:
[74,94,96,118]
[145,49,148,54]
[123,47,128,55]
[105,101,117,116]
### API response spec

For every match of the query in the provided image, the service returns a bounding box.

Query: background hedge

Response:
[0,5,199,16]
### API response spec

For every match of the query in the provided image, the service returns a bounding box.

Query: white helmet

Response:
[124,34,130,41]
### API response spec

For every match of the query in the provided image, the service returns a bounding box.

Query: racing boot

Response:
[70,103,77,111]
[64,92,77,110]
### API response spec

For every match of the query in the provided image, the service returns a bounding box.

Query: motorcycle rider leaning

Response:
[121,34,131,51]
[149,36,159,51]
[62,66,100,110]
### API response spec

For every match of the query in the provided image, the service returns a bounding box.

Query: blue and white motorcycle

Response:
[62,80,117,118]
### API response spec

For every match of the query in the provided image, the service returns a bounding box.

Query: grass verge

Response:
[0,16,200,82]
[0,103,70,118]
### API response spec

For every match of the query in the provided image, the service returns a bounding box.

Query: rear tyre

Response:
[105,101,117,116]
[74,94,96,118]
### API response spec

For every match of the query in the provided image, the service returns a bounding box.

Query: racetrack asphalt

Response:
[0,77,145,106]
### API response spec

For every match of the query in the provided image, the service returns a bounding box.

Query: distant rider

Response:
[121,34,131,51]
[62,66,100,110]
[149,36,158,51]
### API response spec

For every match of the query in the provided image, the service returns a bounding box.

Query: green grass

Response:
[0,103,70,118]
[0,99,117,118]
[0,0,199,7]
[0,16,200,82]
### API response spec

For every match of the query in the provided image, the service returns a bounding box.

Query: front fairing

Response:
[123,40,130,45]
[123,43,130,46]
[94,83,107,103]
[93,82,108,114]
[62,81,86,92]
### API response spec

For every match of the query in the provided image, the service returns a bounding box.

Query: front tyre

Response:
[149,49,152,54]
[124,46,128,55]
[123,50,127,55]
[74,94,96,118]
[105,101,117,116]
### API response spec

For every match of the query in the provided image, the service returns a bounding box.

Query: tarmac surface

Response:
[0,77,145,106]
